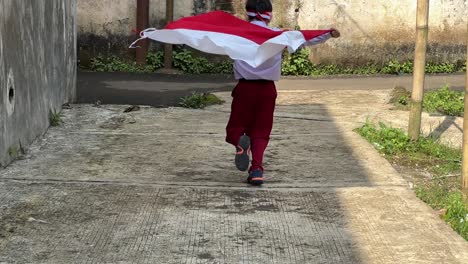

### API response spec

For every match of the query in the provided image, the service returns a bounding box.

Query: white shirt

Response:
[234,20,282,81]
[234,20,331,81]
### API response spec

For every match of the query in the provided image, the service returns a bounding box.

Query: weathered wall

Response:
[78,0,235,34]
[0,0,77,166]
[77,0,236,60]
[297,0,468,65]
[77,0,193,60]
[77,0,467,65]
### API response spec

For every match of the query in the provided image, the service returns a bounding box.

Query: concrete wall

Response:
[77,0,467,65]
[0,0,77,167]
[77,0,236,34]
[297,0,468,65]
[77,0,237,60]
[77,0,193,59]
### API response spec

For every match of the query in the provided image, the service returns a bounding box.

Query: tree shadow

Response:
[427,115,462,140]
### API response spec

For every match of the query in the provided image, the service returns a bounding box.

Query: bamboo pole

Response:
[136,0,149,65]
[408,0,430,140]
[164,0,174,69]
[462,21,468,190]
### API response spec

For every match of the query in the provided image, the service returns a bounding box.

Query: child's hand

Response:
[330,28,341,38]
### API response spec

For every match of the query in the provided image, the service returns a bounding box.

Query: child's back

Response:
[234,20,282,81]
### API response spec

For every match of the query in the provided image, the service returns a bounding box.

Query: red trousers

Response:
[226,79,277,171]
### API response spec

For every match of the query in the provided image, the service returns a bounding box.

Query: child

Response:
[226,0,340,186]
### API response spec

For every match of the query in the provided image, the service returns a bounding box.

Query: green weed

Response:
[146,51,164,70]
[7,146,18,158]
[172,50,232,74]
[355,121,461,176]
[423,85,464,116]
[393,85,464,117]
[416,184,467,240]
[50,110,63,127]
[179,92,224,109]
[443,192,468,239]
[90,56,155,73]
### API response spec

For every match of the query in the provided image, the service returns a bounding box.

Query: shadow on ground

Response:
[77,71,236,107]
[1,95,466,262]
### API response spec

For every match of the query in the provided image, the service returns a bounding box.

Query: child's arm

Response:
[300,28,340,47]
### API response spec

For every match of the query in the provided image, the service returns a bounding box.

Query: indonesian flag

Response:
[131,11,332,67]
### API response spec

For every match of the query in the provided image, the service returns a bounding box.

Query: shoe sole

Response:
[248,177,264,186]
[235,135,250,171]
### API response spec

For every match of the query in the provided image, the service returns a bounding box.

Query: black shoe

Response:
[235,135,250,171]
[247,169,264,186]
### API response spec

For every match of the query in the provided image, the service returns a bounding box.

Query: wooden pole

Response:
[462,21,468,190]
[164,0,174,69]
[136,0,149,65]
[408,0,430,141]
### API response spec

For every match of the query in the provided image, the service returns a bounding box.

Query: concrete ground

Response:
[1,74,468,263]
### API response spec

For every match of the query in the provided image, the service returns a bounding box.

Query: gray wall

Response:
[298,0,467,65]
[77,0,235,61]
[0,0,77,167]
[77,0,467,65]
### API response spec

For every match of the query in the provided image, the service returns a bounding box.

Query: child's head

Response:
[246,0,273,23]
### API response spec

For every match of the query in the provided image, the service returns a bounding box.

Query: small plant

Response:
[172,49,232,74]
[398,96,409,105]
[443,192,468,240]
[8,146,18,158]
[416,183,468,240]
[416,182,468,240]
[389,86,411,107]
[381,59,413,75]
[179,92,224,109]
[173,50,213,74]
[426,62,456,74]
[423,85,464,116]
[146,51,164,70]
[50,110,63,126]
[281,48,314,76]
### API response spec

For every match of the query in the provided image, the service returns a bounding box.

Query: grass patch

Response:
[179,92,224,109]
[172,50,233,74]
[392,85,464,117]
[423,85,464,116]
[90,55,156,73]
[50,110,63,127]
[281,49,466,76]
[416,183,467,240]
[88,49,466,76]
[356,121,461,175]
[89,50,233,74]
[356,121,467,240]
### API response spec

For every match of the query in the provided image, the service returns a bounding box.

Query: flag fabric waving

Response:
[130,11,332,67]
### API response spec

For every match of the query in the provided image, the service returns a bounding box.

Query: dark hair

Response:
[246,0,273,13]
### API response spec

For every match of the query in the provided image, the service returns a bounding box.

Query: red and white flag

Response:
[131,11,332,67]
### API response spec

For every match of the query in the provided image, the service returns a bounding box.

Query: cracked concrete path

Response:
[1,77,468,263]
